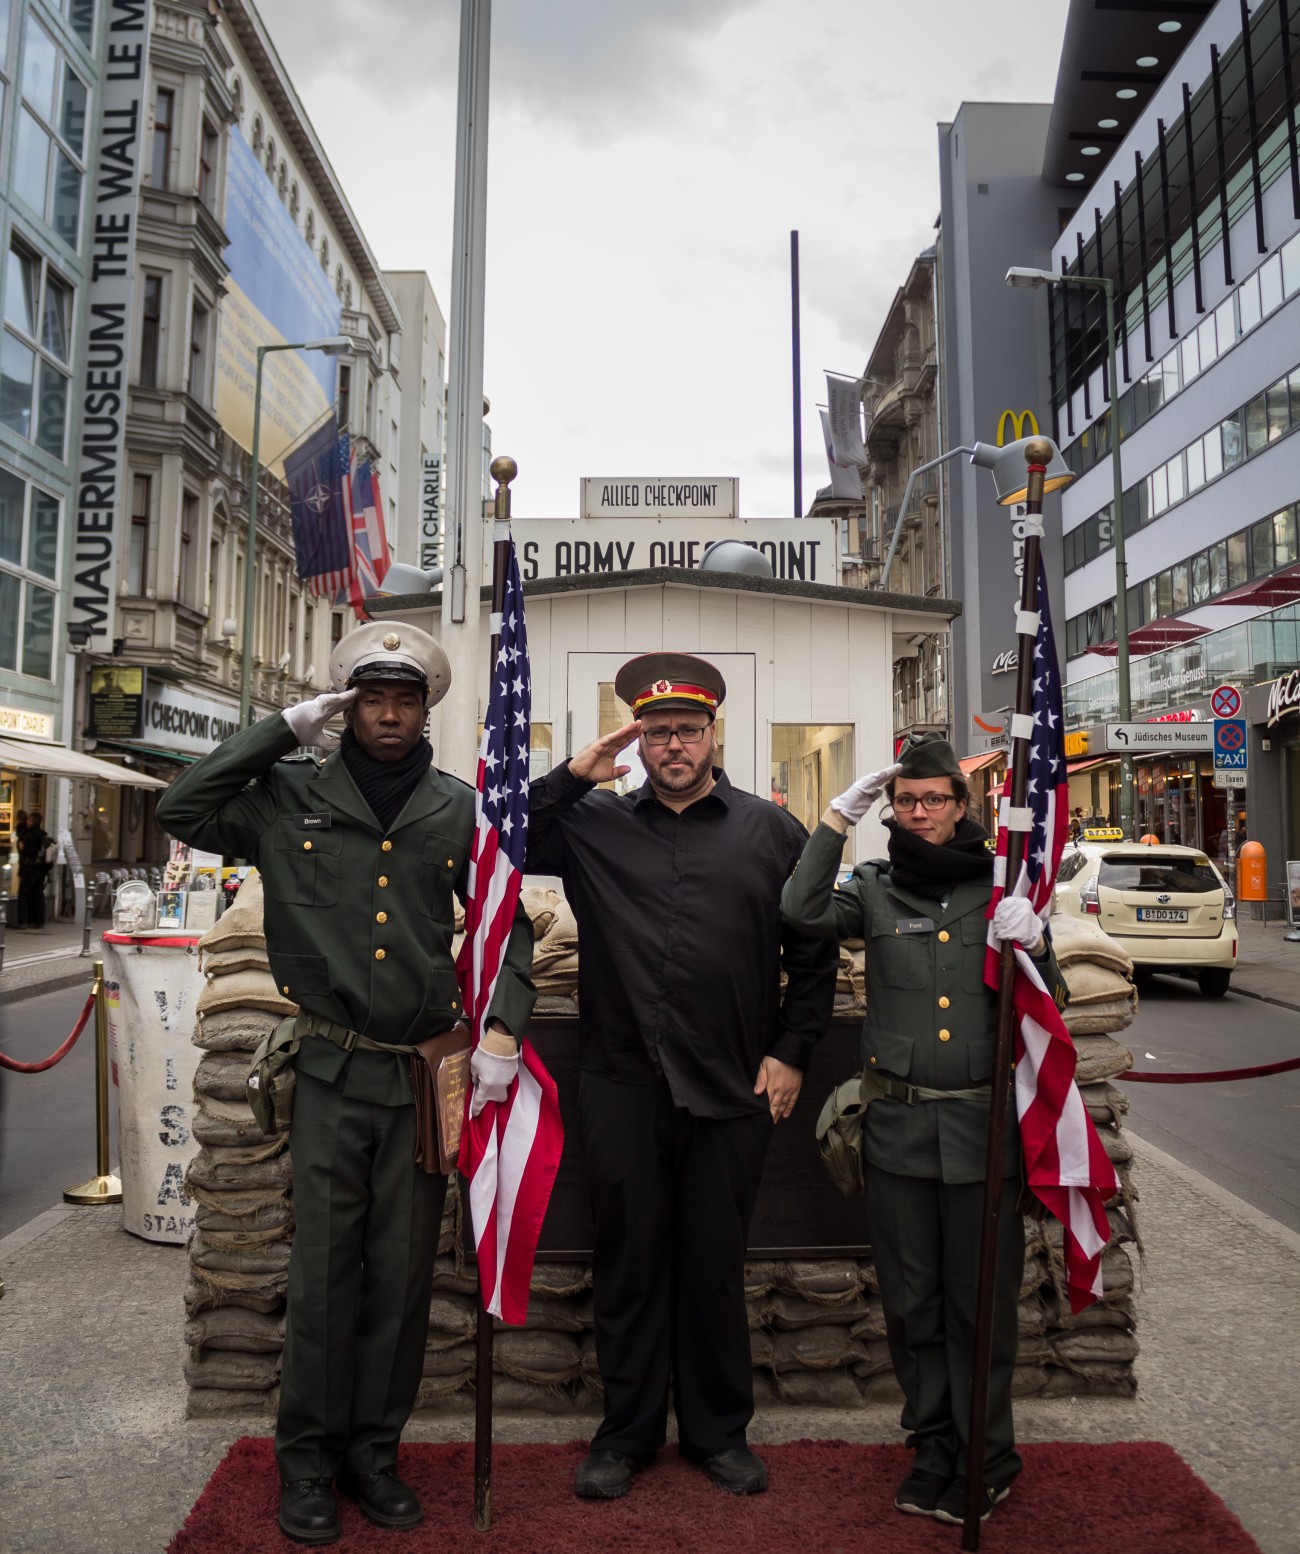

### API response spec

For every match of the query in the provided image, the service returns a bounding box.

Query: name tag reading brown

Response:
[410,1023,472,1174]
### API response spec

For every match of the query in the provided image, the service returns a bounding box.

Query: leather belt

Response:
[862,1070,994,1106]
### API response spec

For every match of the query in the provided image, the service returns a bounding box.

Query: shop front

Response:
[1248,671,1300,909]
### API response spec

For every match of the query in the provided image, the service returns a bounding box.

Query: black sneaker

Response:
[278,1478,340,1545]
[894,1467,951,1517]
[932,1476,1011,1526]
[574,1450,642,1500]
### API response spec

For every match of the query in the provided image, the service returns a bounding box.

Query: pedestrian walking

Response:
[16,811,53,929]
[525,652,837,1502]
[156,620,536,1546]
[781,732,1070,1526]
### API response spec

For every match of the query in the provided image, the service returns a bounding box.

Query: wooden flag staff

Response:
[962,438,1052,1552]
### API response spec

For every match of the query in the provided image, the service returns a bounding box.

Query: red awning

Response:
[959,750,1004,774]
[1213,561,1300,610]
[1087,618,1211,658]
[1067,756,1110,774]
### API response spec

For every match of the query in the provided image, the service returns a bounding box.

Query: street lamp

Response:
[1006,265,1134,839]
[240,336,356,729]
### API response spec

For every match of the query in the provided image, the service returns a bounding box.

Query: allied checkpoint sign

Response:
[501,518,840,586]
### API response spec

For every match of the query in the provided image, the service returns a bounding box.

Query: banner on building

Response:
[506,518,839,584]
[420,452,442,569]
[826,373,869,468]
[215,128,343,475]
[817,410,863,501]
[69,0,154,647]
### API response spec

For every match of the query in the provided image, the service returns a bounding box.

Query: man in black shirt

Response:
[526,652,836,1502]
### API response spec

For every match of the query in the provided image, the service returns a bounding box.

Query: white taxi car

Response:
[1053,829,1238,996]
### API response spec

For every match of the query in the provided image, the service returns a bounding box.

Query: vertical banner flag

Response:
[285,418,353,598]
[345,453,391,616]
[818,409,864,500]
[456,544,563,1322]
[984,558,1119,1312]
[826,373,869,470]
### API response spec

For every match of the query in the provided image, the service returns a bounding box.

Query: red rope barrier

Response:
[1121,1056,1300,1084]
[0,983,99,1074]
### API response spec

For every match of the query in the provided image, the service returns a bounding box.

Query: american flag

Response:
[456,542,563,1323]
[344,453,391,618]
[286,417,354,600]
[984,556,1119,1313]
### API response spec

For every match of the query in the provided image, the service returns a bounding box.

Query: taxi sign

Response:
[1079,826,1124,841]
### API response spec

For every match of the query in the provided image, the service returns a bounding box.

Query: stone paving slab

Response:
[1,1135,1296,1553]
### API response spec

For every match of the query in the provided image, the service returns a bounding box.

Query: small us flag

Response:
[456,541,562,1323]
[985,556,1119,1313]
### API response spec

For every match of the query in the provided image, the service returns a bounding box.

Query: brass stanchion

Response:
[64,960,121,1205]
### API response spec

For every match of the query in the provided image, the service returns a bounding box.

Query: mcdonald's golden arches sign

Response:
[996,408,1039,446]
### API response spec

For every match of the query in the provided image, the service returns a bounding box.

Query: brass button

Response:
[381,840,393,852]
[939,1029,951,1042]
[868,1056,877,1065]
[938,930,950,943]
[376,911,387,924]
[451,1000,459,1011]
[303,840,312,851]
[378,875,389,887]
[282,985,290,995]
[375,948,386,961]
[939,996,950,1009]
[446,857,454,868]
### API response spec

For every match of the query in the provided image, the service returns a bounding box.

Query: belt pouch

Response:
[409,1021,473,1174]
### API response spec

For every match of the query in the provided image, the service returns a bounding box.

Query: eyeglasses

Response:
[892,792,958,812]
[641,725,708,747]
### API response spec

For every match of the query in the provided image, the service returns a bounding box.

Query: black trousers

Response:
[578,1070,772,1461]
[274,1071,447,1481]
[866,1164,1024,1490]
[17,866,47,928]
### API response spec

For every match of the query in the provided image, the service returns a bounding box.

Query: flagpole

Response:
[962,439,1051,1552]
[440,0,492,782]
[791,229,803,518]
[470,453,516,1533]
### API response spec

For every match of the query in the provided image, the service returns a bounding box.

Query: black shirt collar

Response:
[633,766,733,813]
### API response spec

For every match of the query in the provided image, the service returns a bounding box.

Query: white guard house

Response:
[372,565,960,865]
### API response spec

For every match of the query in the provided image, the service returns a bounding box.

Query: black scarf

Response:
[340,727,434,833]
[884,815,993,900]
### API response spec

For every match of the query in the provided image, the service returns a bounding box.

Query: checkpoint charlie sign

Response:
[508,518,839,584]
[580,478,739,520]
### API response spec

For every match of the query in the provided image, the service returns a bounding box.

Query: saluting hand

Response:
[828,763,903,827]
[569,720,643,783]
[754,1055,803,1124]
[282,688,358,751]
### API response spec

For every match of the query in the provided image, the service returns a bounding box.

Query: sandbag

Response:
[1010,1365,1050,1397]
[187,1145,293,1193]
[193,1007,283,1053]
[1071,1034,1134,1083]
[196,967,296,1018]
[1062,998,1136,1036]
[184,1272,286,1317]
[423,1342,475,1379]
[517,1298,587,1334]
[191,1234,292,1276]
[193,1101,264,1149]
[1040,1362,1136,1397]
[201,946,272,978]
[491,1378,589,1414]
[186,1387,277,1418]
[520,887,562,940]
[770,1326,868,1373]
[416,1373,474,1409]
[529,1263,591,1299]
[849,1338,894,1378]
[766,1292,872,1331]
[182,1351,279,1391]
[1050,1328,1139,1365]
[773,1369,863,1408]
[190,1185,291,1229]
[1043,1293,1136,1332]
[197,872,267,952]
[1060,960,1137,1005]
[494,1330,582,1384]
[744,1262,783,1298]
[855,1371,904,1403]
[1048,916,1134,974]
[194,1052,257,1104]
[426,1293,477,1346]
[430,1256,478,1296]
[780,1260,865,1305]
[185,1306,285,1354]
[848,1300,887,1341]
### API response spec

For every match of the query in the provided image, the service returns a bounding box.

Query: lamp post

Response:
[1006,266,1133,838]
[240,336,356,730]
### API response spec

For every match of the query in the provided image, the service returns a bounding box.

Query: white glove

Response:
[829,763,903,826]
[470,1043,519,1117]
[992,897,1045,953]
[282,688,357,750]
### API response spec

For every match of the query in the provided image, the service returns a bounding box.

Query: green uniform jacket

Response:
[782,822,1069,1185]
[156,715,536,1103]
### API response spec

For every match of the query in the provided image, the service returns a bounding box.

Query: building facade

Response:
[383,269,445,572]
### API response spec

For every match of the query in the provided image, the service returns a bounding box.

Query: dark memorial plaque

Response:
[88,666,145,740]
[526,1014,868,1259]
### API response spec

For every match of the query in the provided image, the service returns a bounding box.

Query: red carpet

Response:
[167,1437,1262,1554]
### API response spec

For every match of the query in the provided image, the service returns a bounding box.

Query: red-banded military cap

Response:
[614,652,726,719]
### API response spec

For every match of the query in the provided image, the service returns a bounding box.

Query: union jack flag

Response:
[344,453,391,618]
[456,542,563,1322]
[984,556,1119,1313]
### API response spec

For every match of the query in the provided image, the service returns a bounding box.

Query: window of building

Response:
[289,180,299,219]
[334,264,343,299]
[188,301,208,399]
[1,240,71,456]
[138,272,163,388]
[1259,252,1284,317]
[264,135,275,175]
[250,114,263,155]
[304,209,314,245]
[1244,392,1268,458]
[1266,377,1290,442]
[1238,272,1261,334]
[0,466,58,679]
[63,0,94,46]
[231,77,243,126]
[319,236,329,271]
[337,362,351,430]
[15,15,87,249]
[277,160,287,204]
[198,119,218,206]
[344,278,352,308]
[150,84,173,189]
[127,473,150,594]
[330,609,344,651]
[771,725,854,833]
[179,491,197,604]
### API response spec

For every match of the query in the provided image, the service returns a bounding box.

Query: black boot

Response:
[336,1467,424,1529]
[278,1478,339,1545]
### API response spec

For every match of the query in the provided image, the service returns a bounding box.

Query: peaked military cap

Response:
[329,620,452,707]
[614,652,726,719]
[895,731,963,781]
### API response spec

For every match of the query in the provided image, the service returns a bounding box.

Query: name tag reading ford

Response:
[296,813,332,829]
[895,917,935,936]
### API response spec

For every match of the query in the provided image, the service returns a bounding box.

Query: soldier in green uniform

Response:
[157,621,535,1546]
[781,733,1067,1527]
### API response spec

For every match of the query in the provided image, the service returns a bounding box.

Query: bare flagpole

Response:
[791,230,802,517]
[440,0,492,784]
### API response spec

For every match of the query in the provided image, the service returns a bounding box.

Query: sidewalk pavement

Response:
[1,1137,1296,1553]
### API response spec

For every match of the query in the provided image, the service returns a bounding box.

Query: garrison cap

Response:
[895,731,963,782]
[329,620,452,706]
[614,652,726,720]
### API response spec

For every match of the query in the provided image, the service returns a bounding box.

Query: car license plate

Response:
[1136,907,1188,923]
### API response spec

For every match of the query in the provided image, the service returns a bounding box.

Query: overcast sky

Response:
[256,0,1070,520]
